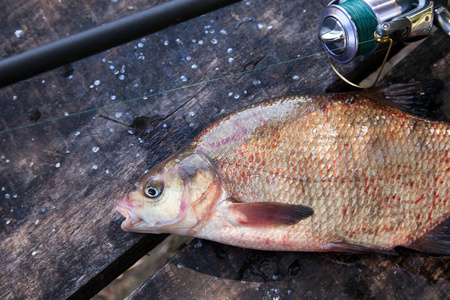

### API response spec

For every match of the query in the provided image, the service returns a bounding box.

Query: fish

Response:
[116,82,450,254]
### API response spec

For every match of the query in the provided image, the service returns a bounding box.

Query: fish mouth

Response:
[116,194,145,231]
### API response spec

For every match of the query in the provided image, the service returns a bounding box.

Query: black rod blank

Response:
[0,0,240,88]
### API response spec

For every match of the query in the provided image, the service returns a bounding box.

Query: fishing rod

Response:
[0,0,241,89]
[318,0,450,88]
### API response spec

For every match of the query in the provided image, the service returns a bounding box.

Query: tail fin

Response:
[360,81,443,119]
[407,217,450,255]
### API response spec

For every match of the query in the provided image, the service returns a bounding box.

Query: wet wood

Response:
[0,0,353,299]
[128,239,450,300]
[127,21,450,300]
[0,0,448,300]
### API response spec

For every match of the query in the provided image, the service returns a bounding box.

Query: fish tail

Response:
[407,217,450,255]
[360,80,443,118]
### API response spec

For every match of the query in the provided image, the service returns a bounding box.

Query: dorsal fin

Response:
[360,81,443,119]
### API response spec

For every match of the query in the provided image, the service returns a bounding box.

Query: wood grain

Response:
[128,239,449,300]
[1,0,448,299]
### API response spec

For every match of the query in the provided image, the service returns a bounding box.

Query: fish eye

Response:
[144,178,164,199]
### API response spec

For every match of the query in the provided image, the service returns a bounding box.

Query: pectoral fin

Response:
[228,202,314,227]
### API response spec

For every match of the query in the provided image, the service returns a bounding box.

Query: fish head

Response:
[116,149,222,235]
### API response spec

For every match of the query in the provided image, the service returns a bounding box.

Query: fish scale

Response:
[117,82,450,254]
[197,92,449,249]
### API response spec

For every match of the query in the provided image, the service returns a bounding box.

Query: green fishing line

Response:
[340,0,378,56]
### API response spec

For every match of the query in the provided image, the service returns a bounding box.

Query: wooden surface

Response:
[127,27,450,300]
[0,1,448,300]
[129,239,450,300]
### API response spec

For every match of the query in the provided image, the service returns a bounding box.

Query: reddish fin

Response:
[325,241,396,255]
[228,202,314,227]
[361,81,442,118]
[407,217,450,255]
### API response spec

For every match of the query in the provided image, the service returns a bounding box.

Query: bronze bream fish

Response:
[117,82,450,254]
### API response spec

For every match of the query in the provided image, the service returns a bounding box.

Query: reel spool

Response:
[318,0,450,64]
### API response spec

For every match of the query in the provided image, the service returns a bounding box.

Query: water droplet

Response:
[31,251,37,256]
[194,240,202,248]
[55,163,61,168]
[180,75,188,82]
[75,131,81,136]
[162,123,168,128]
[12,194,17,199]
[292,75,300,80]
[227,48,233,54]
[12,95,17,101]
[191,64,198,69]
[92,146,100,153]
[228,57,234,63]
[267,25,273,30]
[35,220,39,226]
[211,39,218,45]
[163,40,169,46]
[253,79,261,85]
[186,56,192,61]
[177,263,183,269]
[109,65,115,70]
[5,220,11,225]
[137,42,144,48]
[234,94,240,99]
[64,112,69,116]
[115,112,123,118]
[220,29,227,35]
[118,74,125,80]
[94,80,100,86]
[198,40,204,45]
[228,92,233,97]
[257,23,264,29]
[92,165,98,170]
[110,95,117,100]
[14,29,25,38]
[176,38,182,45]
[189,111,195,117]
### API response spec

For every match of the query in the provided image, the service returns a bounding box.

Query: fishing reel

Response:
[318,0,450,64]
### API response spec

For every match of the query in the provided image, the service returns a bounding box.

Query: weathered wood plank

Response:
[126,24,450,300]
[1,2,172,299]
[1,0,359,299]
[129,240,450,300]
